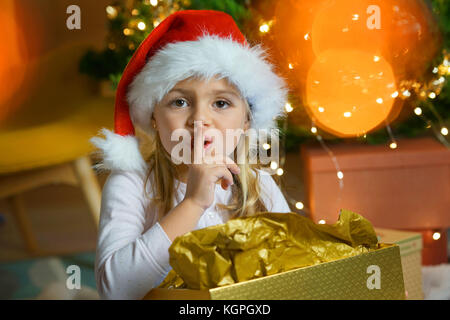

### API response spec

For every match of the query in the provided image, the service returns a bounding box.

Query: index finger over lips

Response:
[224,155,240,175]
[204,147,240,175]
[193,121,204,164]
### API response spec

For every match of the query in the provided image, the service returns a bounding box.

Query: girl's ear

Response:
[244,113,250,131]
[151,114,157,130]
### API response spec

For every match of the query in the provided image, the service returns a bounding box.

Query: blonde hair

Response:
[143,82,271,222]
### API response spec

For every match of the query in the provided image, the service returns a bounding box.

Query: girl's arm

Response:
[95,167,276,299]
[95,170,175,300]
[158,198,204,242]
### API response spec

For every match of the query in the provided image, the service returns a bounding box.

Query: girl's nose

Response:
[187,104,212,128]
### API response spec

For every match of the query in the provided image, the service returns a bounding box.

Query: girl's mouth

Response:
[204,140,212,149]
[191,136,213,150]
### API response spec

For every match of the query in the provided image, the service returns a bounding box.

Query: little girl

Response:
[90,9,291,300]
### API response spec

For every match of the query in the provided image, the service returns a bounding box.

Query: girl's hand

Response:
[183,126,240,211]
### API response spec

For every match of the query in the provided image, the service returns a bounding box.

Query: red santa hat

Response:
[90,9,288,174]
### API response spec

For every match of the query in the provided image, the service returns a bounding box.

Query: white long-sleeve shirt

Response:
[95,169,291,300]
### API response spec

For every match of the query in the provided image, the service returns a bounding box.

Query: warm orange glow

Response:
[0,1,43,125]
[0,1,27,122]
[385,0,442,80]
[306,50,396,137]
[311,0,389,57]
[272,0,440,137]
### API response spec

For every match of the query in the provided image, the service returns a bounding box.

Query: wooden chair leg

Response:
[7,194,39,255]
[72,156,101,228]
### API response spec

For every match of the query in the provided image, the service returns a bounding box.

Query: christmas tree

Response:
[80,0,449,150]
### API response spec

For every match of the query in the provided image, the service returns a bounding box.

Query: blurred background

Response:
[0,0,449,299]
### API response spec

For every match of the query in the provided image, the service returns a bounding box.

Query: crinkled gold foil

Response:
[158,209,379,290]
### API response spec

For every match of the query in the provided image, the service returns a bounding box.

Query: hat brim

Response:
[127,33,288,135]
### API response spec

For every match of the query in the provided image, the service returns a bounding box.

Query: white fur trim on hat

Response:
[127,33,289,135]
[90,128,148,174]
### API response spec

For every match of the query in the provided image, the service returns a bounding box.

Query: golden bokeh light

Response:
[272,0,441,135]
[311,0,389,57]
[306,50,396,137]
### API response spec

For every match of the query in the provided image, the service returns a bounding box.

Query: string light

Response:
[389,141,398,149]
[318,219,326,224]
[259,24,270,33]
[414,107,423,116]
[262,143,271,150]
[288,63,294,69]
[428,92,436,99]
[123,28,133,36]
[137,21,146,30]
[106,6,118,19]
[311,126,318,134]
[314,133,345,189]
[259,20,274,34]
[150,0,158,6]
[432,232,441,241]
[441,127,449,136]
[295,202,304,210]
[285,103,293,113]
[276,168,284,176]
[402,90,411,97]
[391,91,399,98]
[373,55,380,62]
[270,161,278,170]
[433,77,444,85]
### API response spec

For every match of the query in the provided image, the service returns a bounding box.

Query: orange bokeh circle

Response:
[306,49,397,137]
[311,0,390,57]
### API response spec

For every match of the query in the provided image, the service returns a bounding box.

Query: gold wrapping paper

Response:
[159,209,379,290]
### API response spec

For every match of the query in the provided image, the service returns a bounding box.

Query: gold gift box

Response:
[144,243,405,300]
[375,228,423,300]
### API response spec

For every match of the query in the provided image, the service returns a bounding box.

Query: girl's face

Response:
[152,75,250,163]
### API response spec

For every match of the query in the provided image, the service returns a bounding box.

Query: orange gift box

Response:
[300,137,450,264]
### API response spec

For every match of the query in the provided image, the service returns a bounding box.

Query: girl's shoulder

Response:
[103,169,150,197]
[105,169,147,184]
[254,168,291,213]
[254,168,277,185]
[250,168,280,198]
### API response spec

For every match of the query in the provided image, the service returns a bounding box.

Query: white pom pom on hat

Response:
[90,9,289,174]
